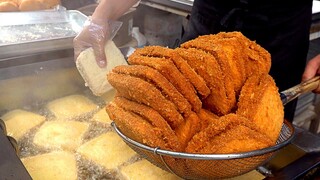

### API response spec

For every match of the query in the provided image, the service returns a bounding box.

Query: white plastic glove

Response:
[74,17,121,68]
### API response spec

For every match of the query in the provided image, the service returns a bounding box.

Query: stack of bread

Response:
[106,31,284,154]
[0,0,60,12]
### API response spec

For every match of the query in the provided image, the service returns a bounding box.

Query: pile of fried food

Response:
[0,0,60,12]
[106,31,284,154]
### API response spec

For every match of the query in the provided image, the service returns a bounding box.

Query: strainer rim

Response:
[111,120,295,160]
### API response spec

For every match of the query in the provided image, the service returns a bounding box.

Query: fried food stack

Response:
[106,31,284,154]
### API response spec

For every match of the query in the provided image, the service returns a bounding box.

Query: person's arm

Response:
[92,0,138,21]
[302,54,320,93]
[73,0,139,67]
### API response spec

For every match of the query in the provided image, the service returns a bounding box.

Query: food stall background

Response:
[0,0,320,179]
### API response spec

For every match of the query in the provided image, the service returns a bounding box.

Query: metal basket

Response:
[112,120,295,179]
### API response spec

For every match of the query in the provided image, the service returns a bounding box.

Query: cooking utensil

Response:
[280,76,320,105]
[112,120,294,179]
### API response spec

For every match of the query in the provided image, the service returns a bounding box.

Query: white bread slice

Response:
[76,40,127,96]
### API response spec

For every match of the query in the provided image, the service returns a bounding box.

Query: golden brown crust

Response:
[174,112,201,149]
[106,102,169,150]
[176,47,236,115]
[106,31,284,155]
[186,114,274,154]
[181,37,244,94]
[195,35,247,93]
[134,46,210,97]
[110,96,182,151]
[237,74,284,143]
[107,72,184,129]
[128,54,202,113]
[206,31,271,77]
[19,0,46,11]
[111,65,192,116]
[197,108,219,131]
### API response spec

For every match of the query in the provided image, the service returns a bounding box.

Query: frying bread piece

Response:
[33,120,89,151]
[119,159,181,180]
[76,40,127,96]
[1,109,45,140]
[77,132,137,170]
[21,151,77,180]
[91,108,112,125]
[46,94,98,120]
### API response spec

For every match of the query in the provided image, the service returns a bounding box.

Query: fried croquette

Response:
[128,54,202,112]
[181,37,245,94]
[174,112,201,149]
[107,72,184,129]
[134,46,210,97]
[176,47,236,115]
[237,74,284,143]
[186,114,274,154]
[106,31,284,156]
[208,31,271,77]
[106,102,177,151]
[112,65,192,116]
[197,108,219,131]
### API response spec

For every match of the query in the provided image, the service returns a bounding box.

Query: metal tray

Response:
[0,10,87,59]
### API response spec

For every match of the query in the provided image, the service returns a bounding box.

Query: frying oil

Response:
[15,93,138,179]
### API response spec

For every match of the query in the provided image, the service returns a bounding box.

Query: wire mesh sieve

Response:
[111,120,295,179]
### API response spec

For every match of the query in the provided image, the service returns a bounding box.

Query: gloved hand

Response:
[73,17,110,68]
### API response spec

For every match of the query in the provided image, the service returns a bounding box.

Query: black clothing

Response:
[181,0,313,121]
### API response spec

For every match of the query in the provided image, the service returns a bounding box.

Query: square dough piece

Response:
[120,159,182,180]
[77,131,136,170]
[91,108,112,125]
[33,120,89,151]
[76,40,127,96]
[1,109,45,140]
[21,151,77,180]
[46,94,98,120]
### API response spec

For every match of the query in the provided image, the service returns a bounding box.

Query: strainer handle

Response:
[280,76,320,105]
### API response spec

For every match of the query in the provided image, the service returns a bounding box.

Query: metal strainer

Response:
[111,120,295,179]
